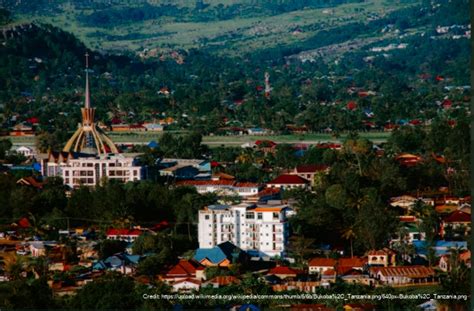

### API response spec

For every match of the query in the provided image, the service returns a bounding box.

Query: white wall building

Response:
[14,146,35,157]
[42,152,144,188]
[176,180,261,197]
[198,202,293,257]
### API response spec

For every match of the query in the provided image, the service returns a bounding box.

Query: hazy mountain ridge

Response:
[5,0,419,55]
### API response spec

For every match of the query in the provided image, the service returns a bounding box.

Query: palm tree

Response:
[175,193,202,241]
[341,227,355,258]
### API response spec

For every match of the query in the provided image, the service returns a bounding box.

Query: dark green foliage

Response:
[71,273,140,309]
[97,239,127,259]
[0,139,12,159]
[0,277,55,309]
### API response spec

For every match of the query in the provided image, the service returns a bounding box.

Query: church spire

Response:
[84,52,91,109]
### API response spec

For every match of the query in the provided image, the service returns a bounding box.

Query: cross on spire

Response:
[84,52,91,109]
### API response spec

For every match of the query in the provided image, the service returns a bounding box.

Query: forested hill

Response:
[0,0,470,134]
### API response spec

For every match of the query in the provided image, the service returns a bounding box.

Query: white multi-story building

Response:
[176,180,261,197]
[42,152,144,188]
[198,202,293,258]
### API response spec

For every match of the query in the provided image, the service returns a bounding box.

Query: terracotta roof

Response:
[435,204,458,214]
[371,265,435,278]
[443,210,470,223]
[341,269,363,276]
[16,176,43,189]
[267,174,309,185]
[208,275,240,286]
[308,258,336,267]
[398,216,417,223]
[212,172,235,180]
[166,260,202,277]
[253,207,286,212]
[322,269,336,276]
[296,164,329,173]
[338,257,366,268]
[268,266,301,275]
[459,250,471,263]
[257,188,281,196]
[106,228,142,236]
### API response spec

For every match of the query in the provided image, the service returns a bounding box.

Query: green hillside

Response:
[0,0,469,136]
[7,0,419,55]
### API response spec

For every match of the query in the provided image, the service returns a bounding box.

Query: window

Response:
[246,212,254,219]
[257,213,263,220]
[272,212,279,219]
[205,215,210,220]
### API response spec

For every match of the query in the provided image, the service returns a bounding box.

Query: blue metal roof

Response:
[194,247,227,264]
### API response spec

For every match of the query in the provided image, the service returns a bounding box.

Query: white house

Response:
[171,278,201,292]
[15,146,35,157]
[176,180,261,197]
[266,174,310,190]
[308,258,336,275]
[106,229,142,242]
[370,266,436,286]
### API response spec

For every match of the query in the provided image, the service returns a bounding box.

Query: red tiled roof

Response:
[208,275,240,286]
[308,258,336,267]
[371,265,435,278]
[18,217,31,228]
[106,228,142,236]
[267,174,309,185]
[443,210,470,223]
[166,260,201,277]
[322,269,336,276]
[296,164,329,174]
[268,266,301,275]
[17,176,43,189]
[212,172,235,180]
[399,216,417,223]
[257,188,281,196]
[338,257,366,268]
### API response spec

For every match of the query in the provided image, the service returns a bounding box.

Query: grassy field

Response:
[15,0,419,55]
[8,131,391,146]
